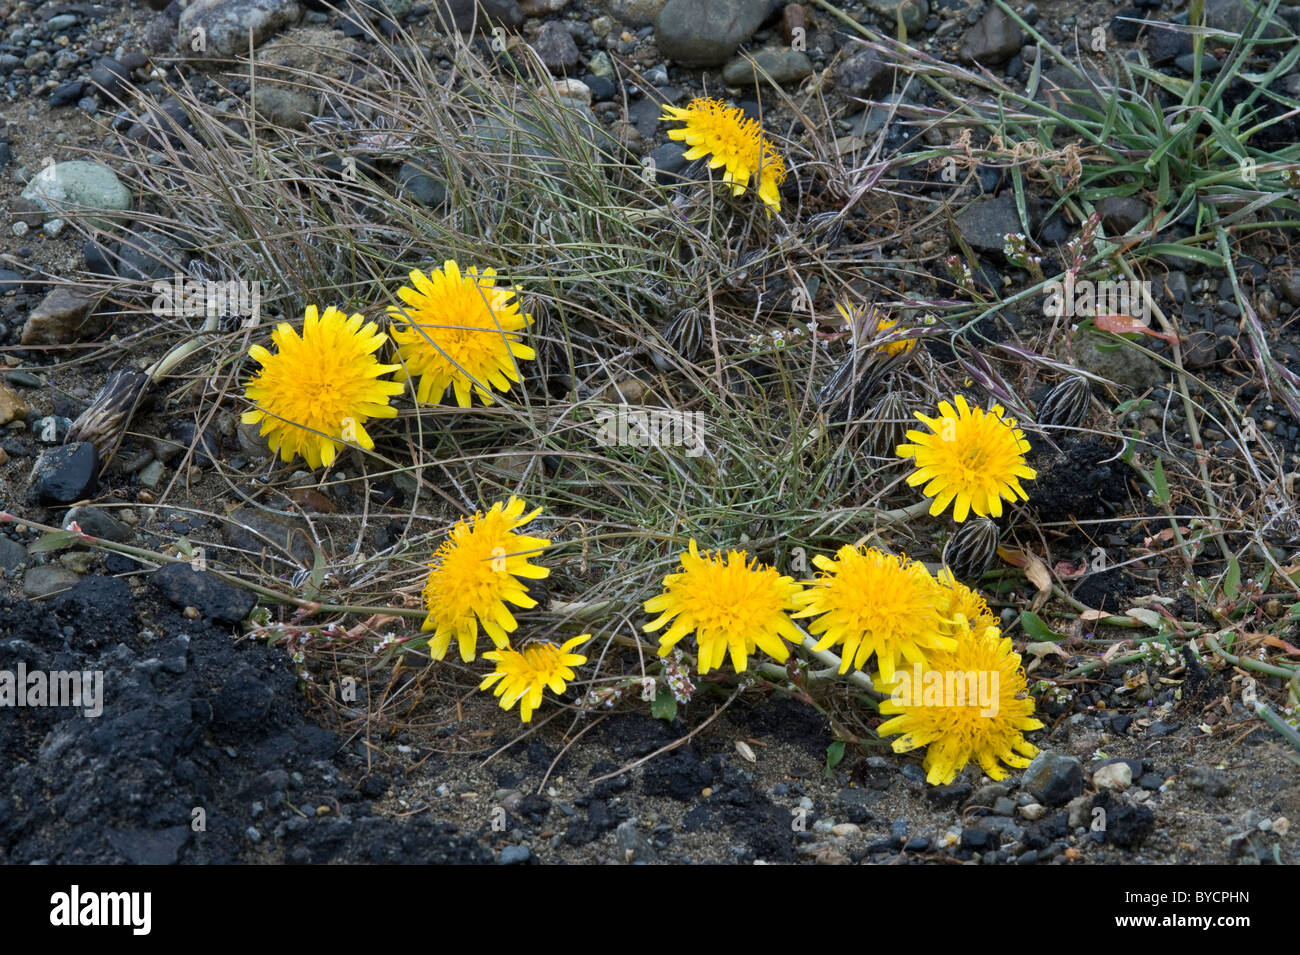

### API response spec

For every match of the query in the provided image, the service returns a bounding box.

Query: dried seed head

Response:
[866,390,911,458]
[65,368,152,470]
[942,517,1000,582]
[804,209,844,249]
[666,306,706,361]
[1036,375,1091,430]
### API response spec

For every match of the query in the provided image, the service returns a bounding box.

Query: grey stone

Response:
[1146,23,1193,65]
[498,844,532,864]
[836,48,893,97]
[1277,270,1300,306]
[179,0,304,58]
[1074,334,1161,390]
[1184,329,1217,369]
[397,162,448,207]
[60,506,130,543]
[1175,52,1221,75]
[1022,752,1084,806]
[21,161,131,228]
[867,0,927,32]
[222,507,319,565]
[615,819,658,862]
[106,826,190,865]
[28,443,98,506]
[23,565,83,598]
[599,0,666,26]
[1096,195,1149,235]
[655,0,768,68]
[1092,762,1132,791]
[150,563,256,624]
[533,21,579,74]
[952,193,1041,253]
[722,47,814,86]
[960,4,1022,65]
[428,0,525,33]
[116,230,185,282]
[1036,63,1115,123]
[1203,0,1288,38]
[0,536,27,569]
[252,85,316,130]
[90,57,131,99]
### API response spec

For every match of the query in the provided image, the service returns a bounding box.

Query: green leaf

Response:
[651,686,677,721]
[1143,243,1225,267]
[1151,457,1171,505]
[1020,610,1063,642]
[824,740,846,776]
[27,530,80,554]
[1223,556,1241,601]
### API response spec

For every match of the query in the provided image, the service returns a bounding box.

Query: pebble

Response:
[1022,752,1084,806]
[959,4,1022,65]
[1019,802,1047,820]
[179,0,305,58]
[654,0,768,68]
[23,565,82,597]
[28,443,97,505]
[533,21,579,74]
[721,47,814,86]
[1093,762,1133,791]
[498,845,531,864]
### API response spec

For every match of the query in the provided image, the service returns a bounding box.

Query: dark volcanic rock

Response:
[28,443,97,505]
[149,563,256,625]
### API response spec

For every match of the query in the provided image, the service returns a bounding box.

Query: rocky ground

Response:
[0,0,1298,865]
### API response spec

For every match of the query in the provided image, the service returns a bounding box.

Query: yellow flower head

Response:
[480,634,589,723]
[387,260,534,408]
[875,619,1044,785]
[836,302,914,357]
[660,97,787,213]
[896,394,1037,522]
[242,305,403,470]
[420,496,551,662]
[934,567,999,640]
[643,540,804,675]
[791,545,955,682]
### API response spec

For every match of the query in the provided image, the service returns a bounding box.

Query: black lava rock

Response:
[149,562,255,624]
[28,443,97,505]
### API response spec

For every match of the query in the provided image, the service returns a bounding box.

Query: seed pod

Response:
[866,390,912,458]
[1037,375,1091,430]
[942,517,1000,582]
[804,209,844,249]
[666,306,706,361]
[65,368,152,471]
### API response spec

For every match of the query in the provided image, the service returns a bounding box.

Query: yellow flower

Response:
[660,97,787,213]
[791,545,955,682]
[934,567,999,640]
[836,302,914,357]
[896,394,1037,522]
[242,305,403,470]
[420,496,551,662]
[480,634,589,722]
[387,260,534,408]
[643,540,804,675]
[875,619,1043,786]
